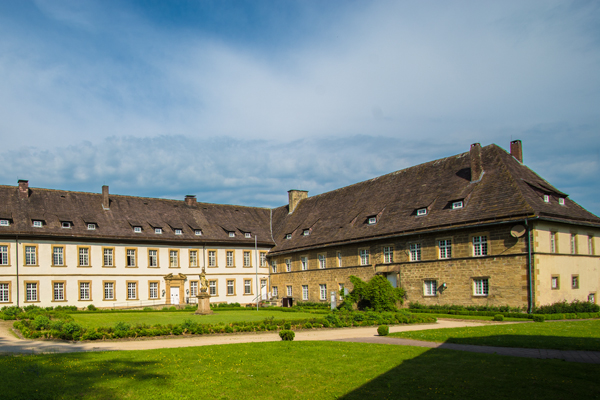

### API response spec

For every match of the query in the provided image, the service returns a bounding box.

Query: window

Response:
[271,260,277,273]
[244,279,252,295]
[169,250,179,268]
[416,208,427,216]
[318,254,326,269]
[87,223,96,230]
[550,232,557,253]
[409,243,421,262]
[190,281,198,297]
[243,251,251,267]
[155,228,162,234]
[126,249,136,267]
[226,251,234,267]
[572,275,579,289]
[301,256,308,271]
[286,285,292,297]
[303,229,310,236]
[0,220,9,226]
[473,236,488,257]
[543,194,550,203]
[80,282,90,301]
[439,240,452,259]
[79,247,90,267]
[571,234,577,254]
[26,282,38,302]
[175,229,182,235]
[245,232,251,238]
[285,258,291,272]
[359,249,369,265]
[104,282,115,300]
[103,248,114,267]
[209,280,217,296]
[368,217,377,224]
[127,282,137,299]
[319,284,327,301]
[33,220,43,228]
[148,250,158,267]
[551,276,559,290]
[53,282,65,301]
[452,201,464,209]
[25,246,37,265]
[228,232,235,238]
[383,246,393,263]
[150,282,159,299]
[52,246,64,266]
[272,286,278,297]
[473,278,489,296]
[589,293,596,304]
[559,198,565,206]
[260,252,267,267]
[61,221,71,229]
[588,235,594,255]
[0,245,8,265]
[195,230,202,236]
[189,250,198,267]
[0,283,10,302]
[261,279,267,289]
[285,233,292,240]
[227,280,235,295]
[424,280,437,296]
[302,285,308,300]
[134,226,142,233]
[337,252,342,267]
[208,250,217,267]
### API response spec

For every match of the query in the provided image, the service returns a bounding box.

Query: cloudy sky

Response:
[1,0,599,215]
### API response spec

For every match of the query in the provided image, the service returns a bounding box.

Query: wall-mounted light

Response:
[186,289,189,295]
[162,290,166,297]
[442,283,447,288]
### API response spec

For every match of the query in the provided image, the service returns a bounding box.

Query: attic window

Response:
[245,232,251,238]
[33,220,43,228]
[368,217,377,225]
[61,222,72,229]
[303,229,310,236]
[543,195,550,203]
[452,201,464,210]
[285,233,292,240]
[134,226,142,233]
[559,198,565,206]
[87,223,96,230]
[195,230,202,236]
[155,228,162,234]
[228,232,235,238]
[416,208,427,216]
[0,220,10,227]
[175,229,183,235]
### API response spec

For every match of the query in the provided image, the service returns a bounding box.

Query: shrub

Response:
[279,330,295,341]
[493,314,504,321]
[114,321,131,333]
[172,326,183,335]
[303,322,313,329]
[283,322,292,330]
[534,299,599,314]
[533,315,545,323]
[341,275,405,312]
[377,325,389,336]
[224,326,234,333]
[87,304,97,311]
[33,315,51,330]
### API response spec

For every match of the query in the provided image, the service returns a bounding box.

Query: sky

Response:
[0,0,599,215]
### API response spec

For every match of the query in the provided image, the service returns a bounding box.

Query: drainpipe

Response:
[15,235,19,307]
[525,219,533,314]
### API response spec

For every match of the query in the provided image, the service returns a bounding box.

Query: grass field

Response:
[71,310,320,329]
[389,319,600,351]
[1,341,598,400]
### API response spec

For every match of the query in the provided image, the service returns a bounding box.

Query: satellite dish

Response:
[511,225,526,238]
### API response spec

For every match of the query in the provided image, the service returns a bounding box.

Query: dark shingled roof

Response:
[269,144,600,254]
[0,187,274,246]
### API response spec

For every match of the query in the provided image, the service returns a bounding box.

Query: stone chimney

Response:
[185,195,197,206]
[102,185,110,210]
[288,190,308,214]
[18,180,29,199]
[470,143,483,183]
[510,140,523,163]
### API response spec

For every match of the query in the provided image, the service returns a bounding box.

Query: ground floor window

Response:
[104,282,114,300]
[473,278,489,296]
[53,282,65,301]
[227,280,234,295]
[26,282,38,302]
[286,285,292,297]
[319,284,327,301]
[424,280,437,296]
[150,282,159,299]
[302,285,308,300]
[209,280,217,296]
[190,281,198,297]
[127,282,137,299]
[80,282,90,301]
[272,286,278,297]
[244,279,252,295]
[0,283,9,302]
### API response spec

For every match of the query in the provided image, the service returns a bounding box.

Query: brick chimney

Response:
[185,195,197,206]
[288,190,308,214]
[18,180,29,199]
[510,140,523,163]
[102,185,110,210]
[470,143,483,183]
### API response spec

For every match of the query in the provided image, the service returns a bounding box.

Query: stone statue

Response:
[200,267,208,293]
[196,267,213,314]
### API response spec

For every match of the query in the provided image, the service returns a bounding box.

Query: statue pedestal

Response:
[195,292,213,315]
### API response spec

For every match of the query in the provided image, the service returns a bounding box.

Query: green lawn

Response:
[71,310,320,329]
[0,341,597,399]
[389,320,600,351]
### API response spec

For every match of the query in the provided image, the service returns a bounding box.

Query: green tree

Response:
[341,275,405,311]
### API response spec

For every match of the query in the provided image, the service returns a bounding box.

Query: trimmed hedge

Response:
[408,308,600,320]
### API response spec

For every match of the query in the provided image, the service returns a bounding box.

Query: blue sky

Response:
[0,0,599,215]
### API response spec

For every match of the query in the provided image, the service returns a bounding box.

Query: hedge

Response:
[408,309,600,320]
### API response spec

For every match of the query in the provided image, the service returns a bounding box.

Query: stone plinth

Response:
[195,292,213,315]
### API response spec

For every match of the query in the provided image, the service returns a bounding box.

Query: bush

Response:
[33,315,51,330]
[87,304,97,311]
[377,325,389,336]
[283,322,292,330]
[341,275,405,312]
[279,330,295,341]
[114,321,131,333]
[303,322,313,329]
[533,315,545,323]
[493,314,504,321]
[535,300,599,314]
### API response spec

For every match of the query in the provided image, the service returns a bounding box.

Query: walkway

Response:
[1,319,599,364]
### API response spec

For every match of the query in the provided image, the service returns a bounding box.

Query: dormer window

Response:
[87,223,96,230]
[61,222,71,229]
[303,229,310,236]
[0,220,10,226]
[416,208,427,216]
[228,232,235,238]
[285,233,292,239]
[559,198,565,206]
[543,195,550,203]
[452,201,464,210]
[134,226,142,233]
[245,232,251,238]
[155,228,162,234]
[175,229,182,235]
[368,217,377,225]
[33,220,43,228]
[195,230,202,236]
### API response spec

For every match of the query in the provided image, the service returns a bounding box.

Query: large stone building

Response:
[0,140,598,310]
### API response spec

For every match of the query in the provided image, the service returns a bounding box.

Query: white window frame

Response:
[243,251,251,267]
[25,246,37,265]
[285,233,292,239]
[452,201,463,209]
[209,281,217,296]
[559,198,565,206]
[80,282,90,301]
[87,223,96,230]
[271,260,277,273]
[383,246,393,263]
[260,252,267,267]
[53,282,65,301]
[285,258,291,272]
[155,228,162,234]
[543,194,550,203]
[338,283,345,300]
[0,283,10,302]
[149,250,158,267]
[286,285,292,297]
[228,232,235,238]
[551,276,559,290]
[473,236,488,257]
[127,282,137,300]
[26,282,38,302]
[169,250,179,268]
[104,282,114,300]
[550,232,557,253]
[190,250,198,267]
[302,285,308,300]
[359,249,370,266]
[416,208,427,216]
[134,226,142,233]
[473,278,489,296]
[195,230,202,236]
[208,251,216,267]
[174,229,182,235]
[126,249,136,267]
[319,284,327,301]
[0,245,9,265]
[301,256,308,271]
[79,247,89,267]
[53,247,64,266]
[272,286,278,297]
[33,220,43,228]
[439,239,452,259]
[409,243,421,262]
[303,229,310,236]
[424,280,437,296]
[318,254,326,269]
[226,251,234,267]
[0,220,9,226]
[227,280,234,295]
[244,279,252,295]
[245,232,251,238]
[150,282,159,299]
[61,221,71,229]
[368,217,377,225]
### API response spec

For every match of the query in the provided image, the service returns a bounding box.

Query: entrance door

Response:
[386,274,397,288]
[170,287,180,305]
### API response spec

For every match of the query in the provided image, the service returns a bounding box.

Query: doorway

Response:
[170,287,180,305]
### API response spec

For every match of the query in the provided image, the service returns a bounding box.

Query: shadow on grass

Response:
[338,345,600,400]
[434,334,600,351]
[0,353,166,399]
